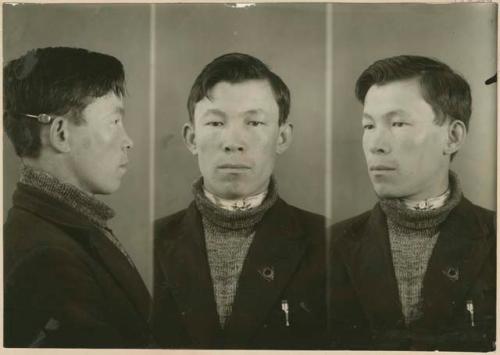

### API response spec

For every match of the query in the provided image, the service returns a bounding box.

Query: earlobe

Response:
[276,123,293,154]
[444,120,466,156]
[182,123,197,155]
[48,117,71,153]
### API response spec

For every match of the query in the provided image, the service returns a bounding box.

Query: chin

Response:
[92,182,121,195]
[372,184,405,200]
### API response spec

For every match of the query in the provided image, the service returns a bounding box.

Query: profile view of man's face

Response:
[361,78,451,200]
[187,79,289,199]
[66,91,133,195]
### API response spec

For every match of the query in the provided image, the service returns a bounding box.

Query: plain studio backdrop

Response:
[3,3,496,290]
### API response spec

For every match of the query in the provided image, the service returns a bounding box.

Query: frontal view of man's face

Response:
[66,91,133,195]
[187,79,289,199]
[362,78,451,200]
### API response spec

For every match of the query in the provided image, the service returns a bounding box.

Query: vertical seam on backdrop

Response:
[325,2,334,333]
[149,3,157,291]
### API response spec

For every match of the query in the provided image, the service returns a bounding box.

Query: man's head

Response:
[4,47,133,195]
[183,53,293,199]
[356,55,470,200]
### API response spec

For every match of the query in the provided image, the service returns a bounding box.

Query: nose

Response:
[122,128,134,150]
[366,127,391,155]
[222,124,245,153]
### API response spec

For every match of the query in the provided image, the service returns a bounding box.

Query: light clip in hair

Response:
[24,113,54,124]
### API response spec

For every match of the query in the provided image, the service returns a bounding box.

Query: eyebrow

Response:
[362,109,408,120]
[243,109,265,116]
[201,108,226,119]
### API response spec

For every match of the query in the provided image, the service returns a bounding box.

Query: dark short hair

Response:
[4,47,125,158]
[187,53,290,125]
[355,55,472,129]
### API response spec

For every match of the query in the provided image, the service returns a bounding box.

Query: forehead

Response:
[194,79,278,118]
[363,78,431,117]
[82,92,124,120]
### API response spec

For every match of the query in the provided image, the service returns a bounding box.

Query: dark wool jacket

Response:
[152,198,327,349]
[4,183,154,348]
[328,196,496,351]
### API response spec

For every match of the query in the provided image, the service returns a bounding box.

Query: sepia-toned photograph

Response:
[2,1,497,352]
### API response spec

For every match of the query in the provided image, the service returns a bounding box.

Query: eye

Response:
[362,123,374,130]
[248,121,265,127]
[392,122,407,128]
[206,121,224,127]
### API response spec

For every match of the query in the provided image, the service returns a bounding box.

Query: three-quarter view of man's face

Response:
[361,78,451,200]
[66,91,133,195]
[184,79,291,199]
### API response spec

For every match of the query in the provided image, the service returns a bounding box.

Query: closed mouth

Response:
[370,165,396,171]
[218,164,251,169]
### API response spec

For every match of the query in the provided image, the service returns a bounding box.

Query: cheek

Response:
[81,136,92,150]
[196,132,218,154]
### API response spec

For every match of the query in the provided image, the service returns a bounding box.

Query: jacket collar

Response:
[156,198,310,347]
[340,196,493,331]
[12,183,99,230]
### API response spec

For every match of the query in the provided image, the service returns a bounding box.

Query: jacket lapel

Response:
[155,203,222,346]
[223,199,308,347]
[341,204,404,330]
[88,230,152,322]
[420,198,494,328]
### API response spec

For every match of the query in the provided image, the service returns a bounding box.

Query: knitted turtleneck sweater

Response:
[193,177,279,327]
[19,165,136,268]
[379,171,462,325]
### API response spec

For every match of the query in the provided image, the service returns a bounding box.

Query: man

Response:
[4,47,153,348]
[153,53,327,349]
[329,55,496,351]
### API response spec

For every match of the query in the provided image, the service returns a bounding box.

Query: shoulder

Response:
[4,208,95,284]
[460,197,496,237]
[281,200,326,227]
[273,199,327,247]
[154,203,195,240]
[329,208,373,239]
[4,206,89,258]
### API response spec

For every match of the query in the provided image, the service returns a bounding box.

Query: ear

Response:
[443,119,467,156]
[182,122,197,155]
[276,122,293,154]
[48,117,71,153]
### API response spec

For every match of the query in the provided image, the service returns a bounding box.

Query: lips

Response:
[119,159,129,169]
[218,163,251,169]
[370,165,396,171]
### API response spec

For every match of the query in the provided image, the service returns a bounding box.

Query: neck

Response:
[23,153,92,196]
[19,165,114,228]
[193,176,279,230]
[403,169,449,202]
[379,170,462,230]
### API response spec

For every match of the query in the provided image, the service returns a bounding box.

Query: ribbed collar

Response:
[19,165,115,229]
[379,171,462,231]
[193,176,279,231]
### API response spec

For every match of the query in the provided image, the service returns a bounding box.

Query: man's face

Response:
[185,79,292,199]
[362,78,450,200]
[66,92,133,195]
